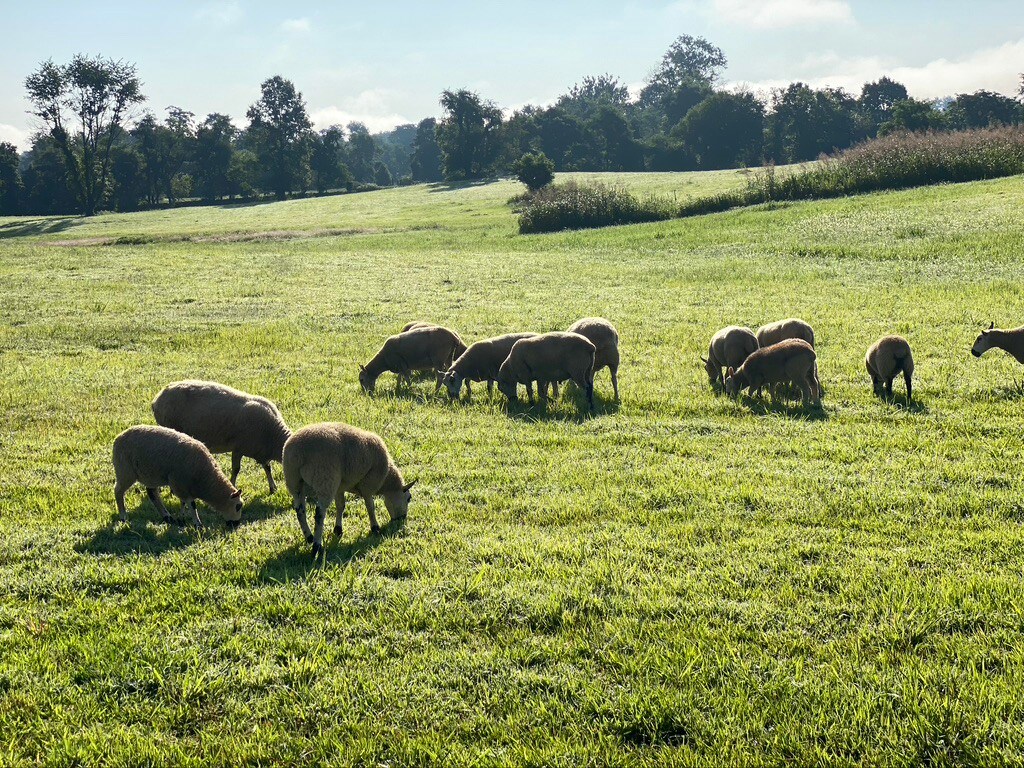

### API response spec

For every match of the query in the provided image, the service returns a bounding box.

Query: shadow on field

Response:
[257,516,407,582]
[76,495,281,557]
[504,391,620,423]
[739,396,829,421]
[0,217,81,239]
[874,392,928,412]
[425,179,497,194]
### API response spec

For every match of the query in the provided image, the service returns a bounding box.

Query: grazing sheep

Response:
[566,317,620,400]
[152,380,291,494]
[401,321,434,333]
[756,318,815,348]
[971,322,1024,363]
[496,332,596,412]
[282,423,416,558]
[703,326,758,387]
[359,325,468,393]
[866,335,914,401]
[725,339,821,406]
[113,425,243,528]
[441,332,538,400]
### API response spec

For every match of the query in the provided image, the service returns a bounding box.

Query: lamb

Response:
[496,332,596,412]
[113,425,243,528]
[566,317,620,400]
[865,335,914,401]
[756,318,815,348]
[703,326,758,387]
[282,422,416,558]
[359,325,467,393]
[152,380,291,494]
[441,332,538,400]
[725,339,821,406]
[971,322,1024,364]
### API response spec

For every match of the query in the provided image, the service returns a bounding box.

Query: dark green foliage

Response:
[24,54,144,215]
[878,99,947,135]
[20,135,78,214]
[108,144,145,211]
[0,142,21,214]
[309,126,349,193]
[373,161,394,187]
[193,113,237,201]
[556,74,630,120]
[374,123,417,181]
[132,107,195,205]
[858,78,909,134]
[673,91,764,169]
[767,83,858,163]
[410,118,443,182]
[246,76,313,199]
[517,180,671,233]
[947,91,1024,130]
[344,122,378,184]
[436,89,503,180]
[512,151,555,191]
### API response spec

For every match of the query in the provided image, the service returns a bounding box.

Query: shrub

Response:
[513,152,555,192]
[517,180,672,234]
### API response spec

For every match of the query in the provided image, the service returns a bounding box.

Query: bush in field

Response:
[513,152,555,192]
[679,125,1024,218]
[518,180,672,234]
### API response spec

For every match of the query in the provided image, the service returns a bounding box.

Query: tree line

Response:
[2,39,1023,216]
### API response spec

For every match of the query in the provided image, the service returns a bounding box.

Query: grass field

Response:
[2,169,1024,766]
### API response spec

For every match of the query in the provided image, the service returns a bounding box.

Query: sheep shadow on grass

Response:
[504,390,620,424]
[738,395,829,421]
[0,217,81,240]
[76,492,283,557]
[873,392,927,412]
[258,516,407,581]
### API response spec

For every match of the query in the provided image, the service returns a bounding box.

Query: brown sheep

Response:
[971,323,1024,363]
[113,425,243,528]
[401,321,434,333]
[441,332,538,400]
[283,423,416,559]
[756,318,815,348]
[704,326,758,387]
[566,317,620,400]
[152,380,291,494]
[866,335,914,401]
[725,339,820,406]
[497,332,596,412]
[359,325,467,392]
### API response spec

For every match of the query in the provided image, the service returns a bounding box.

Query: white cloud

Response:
[195,1,242,25]
[728,38,1024,99]
[281,17,311,34]
[710,0,854,28]
[310,91,411,133]
[0,123,31,152]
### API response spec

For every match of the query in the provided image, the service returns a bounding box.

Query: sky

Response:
[1,0,1022,149]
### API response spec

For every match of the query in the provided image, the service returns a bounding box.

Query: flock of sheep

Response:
[111,317,1024,559]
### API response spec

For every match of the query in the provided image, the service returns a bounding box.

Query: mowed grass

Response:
[2,172,1024,766]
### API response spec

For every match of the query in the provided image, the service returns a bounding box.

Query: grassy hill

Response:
[2,171,1024,766]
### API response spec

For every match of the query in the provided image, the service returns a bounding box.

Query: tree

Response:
[767,83,858,163]
[0,142,21,215]
[21,135,79,215]
[947,90,1023,129]
[859,77,909,134]
[24,55,144,215]
[436,89,503,180]
[673,91,765,169]
[878,99,947,135]
[309,126,348,193]
[109,144,145,211]
[344,122,377,183]
[131,109,195,205]
[246,75,312,198]
[640,35,726,106]
[375,123,417,181]
[373,161,394,187]
[556,74,630,120]
[512,151,554,191]
[410,118,443,182]
[588,106,643,171]
[193,113,236,202]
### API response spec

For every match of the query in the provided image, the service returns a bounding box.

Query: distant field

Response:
[2,172,1024,766]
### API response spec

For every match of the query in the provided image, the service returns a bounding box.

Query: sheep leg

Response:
[551,381,560,399]
[363,493,381,535]
[586,380,595,412]
[182,498,202,527]
[904,369,913,402]
[262,463,277,494]
[294,498,313,545]
[610,366,619,400]
[487,380,494,397]
[333,493,346,537]
[799,381,811,406]
[230,451,242,487]
[146,487,172,523]
[115,482,131,523]
[433,369,443,391]
[538,380,549,405]
[885,378,894,399]
[464,380,472,400]
[526,381,535,405]
[311,502,327,559]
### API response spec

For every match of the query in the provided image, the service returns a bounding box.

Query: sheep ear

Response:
[231,488,241,498]
[402,479,418,492]
[700,356,709,365]
[359,364,366,372]
[988,321,994,330]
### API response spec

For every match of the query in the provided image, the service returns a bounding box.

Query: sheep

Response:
[282,422,416,558]
[441,332,538,400]
[703,326,758,387]
[756,318,815,348]
[113,425,243,528]
[971,322,1024,364]
[401,321,434,333]
[359,325,467,393]
[496,332,596,412]
[865,335,914,402]
[151,380,291,494]
[725,339,821,406]
[566,317,620,400]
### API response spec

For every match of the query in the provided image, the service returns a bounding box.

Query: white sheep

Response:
[496,332,596,412]
[283,422,416,559]
[152,380,291,494]
[866,335,914,401]
[703,326,758,387]
[113,425,243,527]
[441,332,538,400]
[360,325,467,392]
[566,317,620,400]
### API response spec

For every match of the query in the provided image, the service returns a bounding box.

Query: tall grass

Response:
[517,180,672,234]
[679,126,1024,218]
